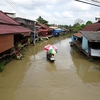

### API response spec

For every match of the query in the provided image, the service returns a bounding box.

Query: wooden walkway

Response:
[40,35,53,40]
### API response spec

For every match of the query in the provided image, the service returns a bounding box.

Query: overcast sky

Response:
[0,0,100,25]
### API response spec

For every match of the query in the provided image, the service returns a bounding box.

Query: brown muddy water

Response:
[0,36,100,100]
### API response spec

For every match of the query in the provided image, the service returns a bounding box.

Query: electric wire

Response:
[6,0,24,17]
[75,0,100,7]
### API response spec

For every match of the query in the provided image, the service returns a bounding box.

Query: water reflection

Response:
[0,36,100,100]
[70,47,100,84]
[45,62,57,72]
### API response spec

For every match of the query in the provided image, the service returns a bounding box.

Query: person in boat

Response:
[46,51,54,60]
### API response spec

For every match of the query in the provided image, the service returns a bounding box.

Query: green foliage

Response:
[81,24,86,28]
[0,54,14,72]
[18,42,22,49]
[66,33,72,37]
[87,57,94,62]
[71,24,82,33]
[36,16,93,35]
[70,20,93,33]
[86,21,92,26]
[58,25,69,29]
[0,60,6,72]
[36,16,48,25]
[74,18,84,25]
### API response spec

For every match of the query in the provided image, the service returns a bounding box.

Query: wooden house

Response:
[14,17,39,43]
[54,28,65,36]
[0,11,32,59]
[36,23,54,38]
[81,22,100,31]
[71,21,100,58]
[50,26,67,36]
[81,31,100,57]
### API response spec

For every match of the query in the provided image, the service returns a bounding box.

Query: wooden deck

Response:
[40,35,53,40]
[74,40,82,51]
[73,40,89,57]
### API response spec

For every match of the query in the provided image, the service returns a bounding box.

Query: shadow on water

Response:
[70,46,100,84]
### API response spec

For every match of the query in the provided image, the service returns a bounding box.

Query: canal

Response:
[0,36,100,100]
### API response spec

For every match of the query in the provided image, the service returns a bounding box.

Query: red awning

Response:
[0,24,32,35]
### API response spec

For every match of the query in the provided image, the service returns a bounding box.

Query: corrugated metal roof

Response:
[0,11,19,25]
[36,23,53,31]
[0,24,31,35]
[38,29,48,32]
[37,23,48,29]
[0,10,32,34]
[15,17,35,22]
[49,26,58,29]
[81,31,100,42]
[82,22,100,31]
[73,32,83,38]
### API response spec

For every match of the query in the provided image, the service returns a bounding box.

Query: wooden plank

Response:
[0,34,14,53]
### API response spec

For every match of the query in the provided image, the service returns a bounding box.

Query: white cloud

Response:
[0,0,99,25]
[68,1,91,11]
[46,5,55,10]
[54,12,61,18]
[62,11,74,18]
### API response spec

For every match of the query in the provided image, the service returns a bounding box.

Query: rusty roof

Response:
[0,11,19,25]
[36,23,53,31]
[0,11,32,34]
[82,22,100,31]
[73,32,83,38]
[81,31,100,42]
[36,23,48,29]
[0,24,31,35]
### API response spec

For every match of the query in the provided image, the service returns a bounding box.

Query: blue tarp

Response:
[54,28,62,36]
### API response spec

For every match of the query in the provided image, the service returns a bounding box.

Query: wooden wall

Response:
[0,34,14,53]
[38,31,47,37]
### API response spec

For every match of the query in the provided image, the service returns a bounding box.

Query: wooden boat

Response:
[46,53,55,62]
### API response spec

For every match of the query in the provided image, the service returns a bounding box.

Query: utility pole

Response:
[33,21,36,46]
[33,0,36,46]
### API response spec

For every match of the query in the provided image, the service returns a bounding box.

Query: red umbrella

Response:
[44,44,58,51]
